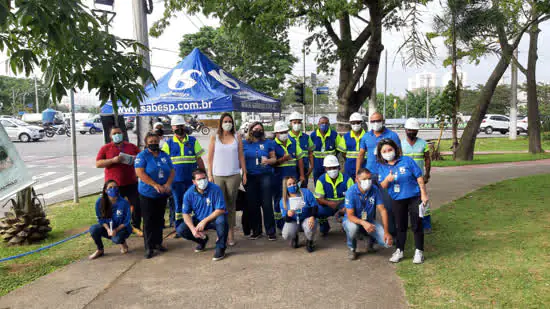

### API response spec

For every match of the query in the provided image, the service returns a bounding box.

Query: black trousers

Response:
[119,183,140,229]
[392,196,424,251]
[243,173,275,236]
[140,195,167,251]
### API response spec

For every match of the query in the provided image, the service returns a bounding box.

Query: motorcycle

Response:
[187,117,210,135]
[44,123,71,137]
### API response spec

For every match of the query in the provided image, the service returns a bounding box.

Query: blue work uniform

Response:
[401,138,431,230]
[289,131,314,188]
[89,197,132,250]
[242,139,275,176]
[272,138,304,230]
[280,188,318,222]
[310,128,346,183]
[135,149,173,199]
[161,135,205,224]
[359,128,401,174]
[177,182,228,249]
[375,156,423,201]
[342,184,388,249]
[314,172,354,235]
[342,129,366,180]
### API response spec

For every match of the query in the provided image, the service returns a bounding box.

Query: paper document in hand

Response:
[119,152,135,165]
[418,203,425,218]
[289,197,305,211]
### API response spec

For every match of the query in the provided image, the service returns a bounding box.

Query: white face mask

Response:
[360,179,372,191]
[327,169,339,179]
[222,123,233,132]
[371,122,383,132]
[382,151,396,162]
[196,179,208,190]
[292,123,302,132]
[351,124,362,132]
[278,133,288,142]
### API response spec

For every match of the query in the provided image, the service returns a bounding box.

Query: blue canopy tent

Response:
[101,48,280,116]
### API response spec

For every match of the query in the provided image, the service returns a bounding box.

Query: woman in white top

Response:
[207,113,247,245]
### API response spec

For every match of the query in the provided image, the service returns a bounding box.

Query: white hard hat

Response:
[274,121,289,133]
[289,112,303,121]
[404,118,420,130]
[171,115,186,126]
[349,112,363,122]
[153,122,164,129]
[323,155,340,168]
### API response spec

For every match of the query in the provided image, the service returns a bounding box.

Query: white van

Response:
[0,118,45,142]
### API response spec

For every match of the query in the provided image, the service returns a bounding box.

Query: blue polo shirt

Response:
[242,139,275,175]
[135,149,173,198]
[182,183,227,221]
[359,128,402,173]
[375,156,422,200]
[95,196,132,234]
[343,183,383,223]
[280,188,318,221]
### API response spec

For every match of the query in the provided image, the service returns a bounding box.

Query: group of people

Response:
[90,110,433,264]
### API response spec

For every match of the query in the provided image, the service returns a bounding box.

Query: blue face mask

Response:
[319,124,329,132]
[112,133,123,144]
[287,185,298,194]
[106,187,119,197]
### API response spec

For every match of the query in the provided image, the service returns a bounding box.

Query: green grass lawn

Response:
[397,174,550,308]
[437,136,550,152]
[0,195,100,296]
[432,153,550,167]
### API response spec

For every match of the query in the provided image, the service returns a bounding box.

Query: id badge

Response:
[256,157,260,165]
[394,184,400,193]
[158,169,165,179]
[361,210,367,221]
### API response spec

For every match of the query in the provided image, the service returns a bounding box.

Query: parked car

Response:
[480,114,510,134]
[76,115,103,134]
[0,118,45,142]
[516,116,528,135]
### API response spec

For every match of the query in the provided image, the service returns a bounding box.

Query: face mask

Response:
[292,123,302,131]
[351,124,362,132]
[252,131,264,138]
[174,128,185,136]
[327,169,339,179]
[112,133,123,144]
[287,185,298,194]
[196,179,208,190]
[222,123,233,132]
[155,129,164,137]
[278,133,288,142]
[319,124,329,132]
[147,144,160,152]
[382,151,396,161]
[407,132,418,139]
[106,187,119,197]
[360,179,372,191]
[371,122,383,132]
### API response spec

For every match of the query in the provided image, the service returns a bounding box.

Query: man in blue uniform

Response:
[288,112,314,188]
[342,112,366,180]
[310,116,346,183]
[177,168,228,261]
[343,168,393,260]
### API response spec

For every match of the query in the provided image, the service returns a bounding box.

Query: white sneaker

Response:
[389,249,404,263]
[413,249,424,264]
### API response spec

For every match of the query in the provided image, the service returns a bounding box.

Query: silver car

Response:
[0,118,45,142]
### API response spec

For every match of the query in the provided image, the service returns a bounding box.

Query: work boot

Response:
[212,248,226,261]
[194,235,209,253]
[290,234,299,248]
[306,240,315,253]
[144,249,154,259]
[348,248,357,261]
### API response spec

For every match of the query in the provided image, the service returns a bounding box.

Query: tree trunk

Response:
[451,13,460,159]
[527,17,543,153]
[455,55,511,160]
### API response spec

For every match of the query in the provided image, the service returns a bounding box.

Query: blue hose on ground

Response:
[0,230,88,263]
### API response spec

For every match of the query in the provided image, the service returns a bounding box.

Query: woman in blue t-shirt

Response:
[375,139,429,265]
[135,132,175,259]
[242,122,278,240]
[89,180,132,260]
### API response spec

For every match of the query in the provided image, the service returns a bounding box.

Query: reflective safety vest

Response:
[343,129,365,177]
[161,135,204,183]
[401,138,428,175]
[273,138,304,178]
[310,128,346,174]
[314,172,354,202]
[289,131,314,170]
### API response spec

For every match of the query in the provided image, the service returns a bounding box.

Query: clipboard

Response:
[288,197,305,211]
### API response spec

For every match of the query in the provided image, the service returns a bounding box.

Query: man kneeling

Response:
[343,168,393,260]
[177,168,229,261]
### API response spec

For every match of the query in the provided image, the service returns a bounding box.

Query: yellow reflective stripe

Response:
[318,218,328,224]
[175,213,183,220]
[274,212,282,220]
[171,156,197,163]
[314,192,324,198]
[336,145,347,152]
[313,150,336,158]
[347,151,360,159]
[327,197,344,201]
[196,149,205,157]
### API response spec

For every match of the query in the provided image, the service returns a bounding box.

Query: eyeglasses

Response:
[369,120,383,123]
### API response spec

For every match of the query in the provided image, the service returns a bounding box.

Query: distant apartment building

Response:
[407,72,437,92]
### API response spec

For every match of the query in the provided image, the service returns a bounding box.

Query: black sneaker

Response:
[306,240,315,253]
[267,234,277,241]
[212,248,226,261]
[291,234,299,248]
[348,248,357,261]
[155,244,168,252]
[249,233,262,240]
[144,249,154,259]
[366,237,378,253]
[194,235,209,252]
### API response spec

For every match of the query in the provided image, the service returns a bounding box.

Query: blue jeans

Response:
[317,205,339,235]
[176,215,228,249]
[244,173,275,236]
[89,224,131,250]
[422,215,432,229]
[171,181,190,226]
[343,220,389,250]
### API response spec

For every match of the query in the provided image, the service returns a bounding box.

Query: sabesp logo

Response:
[168,69,202,90]
[208,69,240,89]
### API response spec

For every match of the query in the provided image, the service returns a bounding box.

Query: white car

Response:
[516,116,528,134]
[480,114,510,134]
[76,115,104,134]
[0,118,45,142]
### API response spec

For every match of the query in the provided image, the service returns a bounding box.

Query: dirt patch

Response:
[64,226,90,237]
[8,262,35,274]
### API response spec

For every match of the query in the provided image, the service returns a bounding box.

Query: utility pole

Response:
[509,49,518,140]
[133,0,152,149]
[70,90,79,203]
[383,49,387,119]
[34,76,39,113]
[302,47,306,133]
[426,76,431,120]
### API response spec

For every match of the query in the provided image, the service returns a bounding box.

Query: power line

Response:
[151,47,180,54]
[183,12,201,31]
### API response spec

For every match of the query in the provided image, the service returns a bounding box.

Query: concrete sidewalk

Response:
[2,159,550,309]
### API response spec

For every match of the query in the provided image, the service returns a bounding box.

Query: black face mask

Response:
[155,129,163,137]
[406,132,418,140]
[147,144,160,152]
[252,131,264,138]
[174,128,185,136]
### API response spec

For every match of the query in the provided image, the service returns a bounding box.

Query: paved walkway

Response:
[2,159,550,309]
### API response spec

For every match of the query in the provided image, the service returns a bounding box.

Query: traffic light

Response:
[294,83,305,104]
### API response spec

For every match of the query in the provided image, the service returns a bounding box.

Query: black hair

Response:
[144,131,159,145]
[99,180,118,219]
[356,168,372,177]
[192,168,207,180]
[376,139,402,163]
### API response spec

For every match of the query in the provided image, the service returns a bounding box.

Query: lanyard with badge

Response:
[289,196,305,225]
[360,193,368,221]
[155,156,165,180]
[391,167,400,193]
